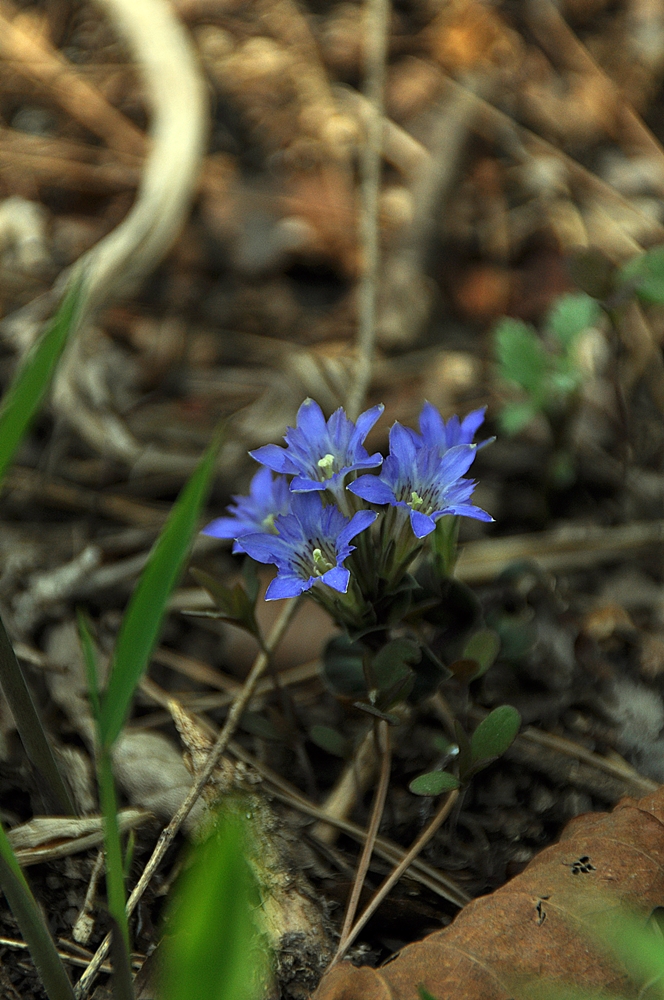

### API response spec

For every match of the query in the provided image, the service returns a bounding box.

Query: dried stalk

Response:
[332,789,459,963]
[337,721,391,951]
[74,597,300,999]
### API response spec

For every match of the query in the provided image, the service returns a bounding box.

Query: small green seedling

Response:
[409,705,521,797]
[494,292,600,436]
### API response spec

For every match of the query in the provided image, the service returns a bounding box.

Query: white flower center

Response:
[317,453,336,479]
[312,547,334,575]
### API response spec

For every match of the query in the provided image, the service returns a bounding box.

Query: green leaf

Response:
[494,318,549,397]
[189,567,260,641]
[409,770,460,796]
[0,612,76,816]
[418,988,439,1000]
[99,425,223,749]
[499,401,539,435]
[470,705,521,764]
[0,820,75,1000]
[0,278,83,489]
[322,635,366,699]
[160,804,268,1000]
[546,293,600,348]
[309,725,349,758]
[463,629,500,679]
[108,912,135,1000]
[620,245,664,304]
[77,610,101,724]
[372,638,421,693]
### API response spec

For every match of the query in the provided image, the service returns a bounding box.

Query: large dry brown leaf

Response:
[313,786,664,999]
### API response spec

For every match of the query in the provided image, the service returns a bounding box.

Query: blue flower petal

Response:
[348,476,395,505]
[249,443,298,475]
[265,574,310,600]
[410,509,436,537]
[460,407,487,442]
[441,503,493,522]
[388,421,419,469]
[290,476,326,492]
[321,565,350,593]
[439,444,477,483]
[337,509,377,548]
[354,403,384,440]
[418,402,445,446]
[201,516,243,539]
[238,532,290,564]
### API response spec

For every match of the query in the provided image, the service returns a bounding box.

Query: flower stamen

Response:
[312,546,334,575]
[317,453,336,479]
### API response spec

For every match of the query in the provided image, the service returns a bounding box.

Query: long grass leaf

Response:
[108,913,136,1000]
[0,279,83,488]
[0,613,76,815]
[98,749,130,955]
[78,610,133,985]
[0,821,75,1000]
[99,424,223,748]
[160,804,268,1000]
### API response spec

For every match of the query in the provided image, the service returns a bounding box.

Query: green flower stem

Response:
[431,515,459,579]
[0,613,76,816]
[98,747,129,954]
[0,821,75,1000]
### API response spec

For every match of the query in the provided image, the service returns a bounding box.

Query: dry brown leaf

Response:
[313,785,664,999]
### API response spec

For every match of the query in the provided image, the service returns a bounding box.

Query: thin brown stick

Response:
[73,596,300,999]
[346,0,390,420]
[337,720,391,950]
[332,788,459,964]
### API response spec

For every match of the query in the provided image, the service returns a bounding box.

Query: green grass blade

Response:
[99,425,223,748]
[98,748,130,956]
[160,803,268,1000]
[0,278,83,489]
[0,820,75,1000]
[77,609,101,724]
[108,913,136,1000]
[78,614,133,988]
[0,613,76,816]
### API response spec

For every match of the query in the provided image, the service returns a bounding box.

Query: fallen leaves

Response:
[313,784,664,999]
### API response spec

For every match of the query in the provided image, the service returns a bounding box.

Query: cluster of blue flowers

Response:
[203,399,491,613]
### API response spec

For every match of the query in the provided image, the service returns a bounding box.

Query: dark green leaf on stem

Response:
[463,629,500,678]
[322,635,366,699]
[620,246,664,304]
[189,566,260,641]
[409,771,460,796]
[372,638,421,693]
[495,318,549,397]
[547,293,599,348]
[309,725,349,758]
[471,705,521,764]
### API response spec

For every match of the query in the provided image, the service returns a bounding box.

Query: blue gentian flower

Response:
[348,422,492,538]
[249,398,384,499]
[239,492,377,600]
[406,402,490,454]
[201,467,290,554]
